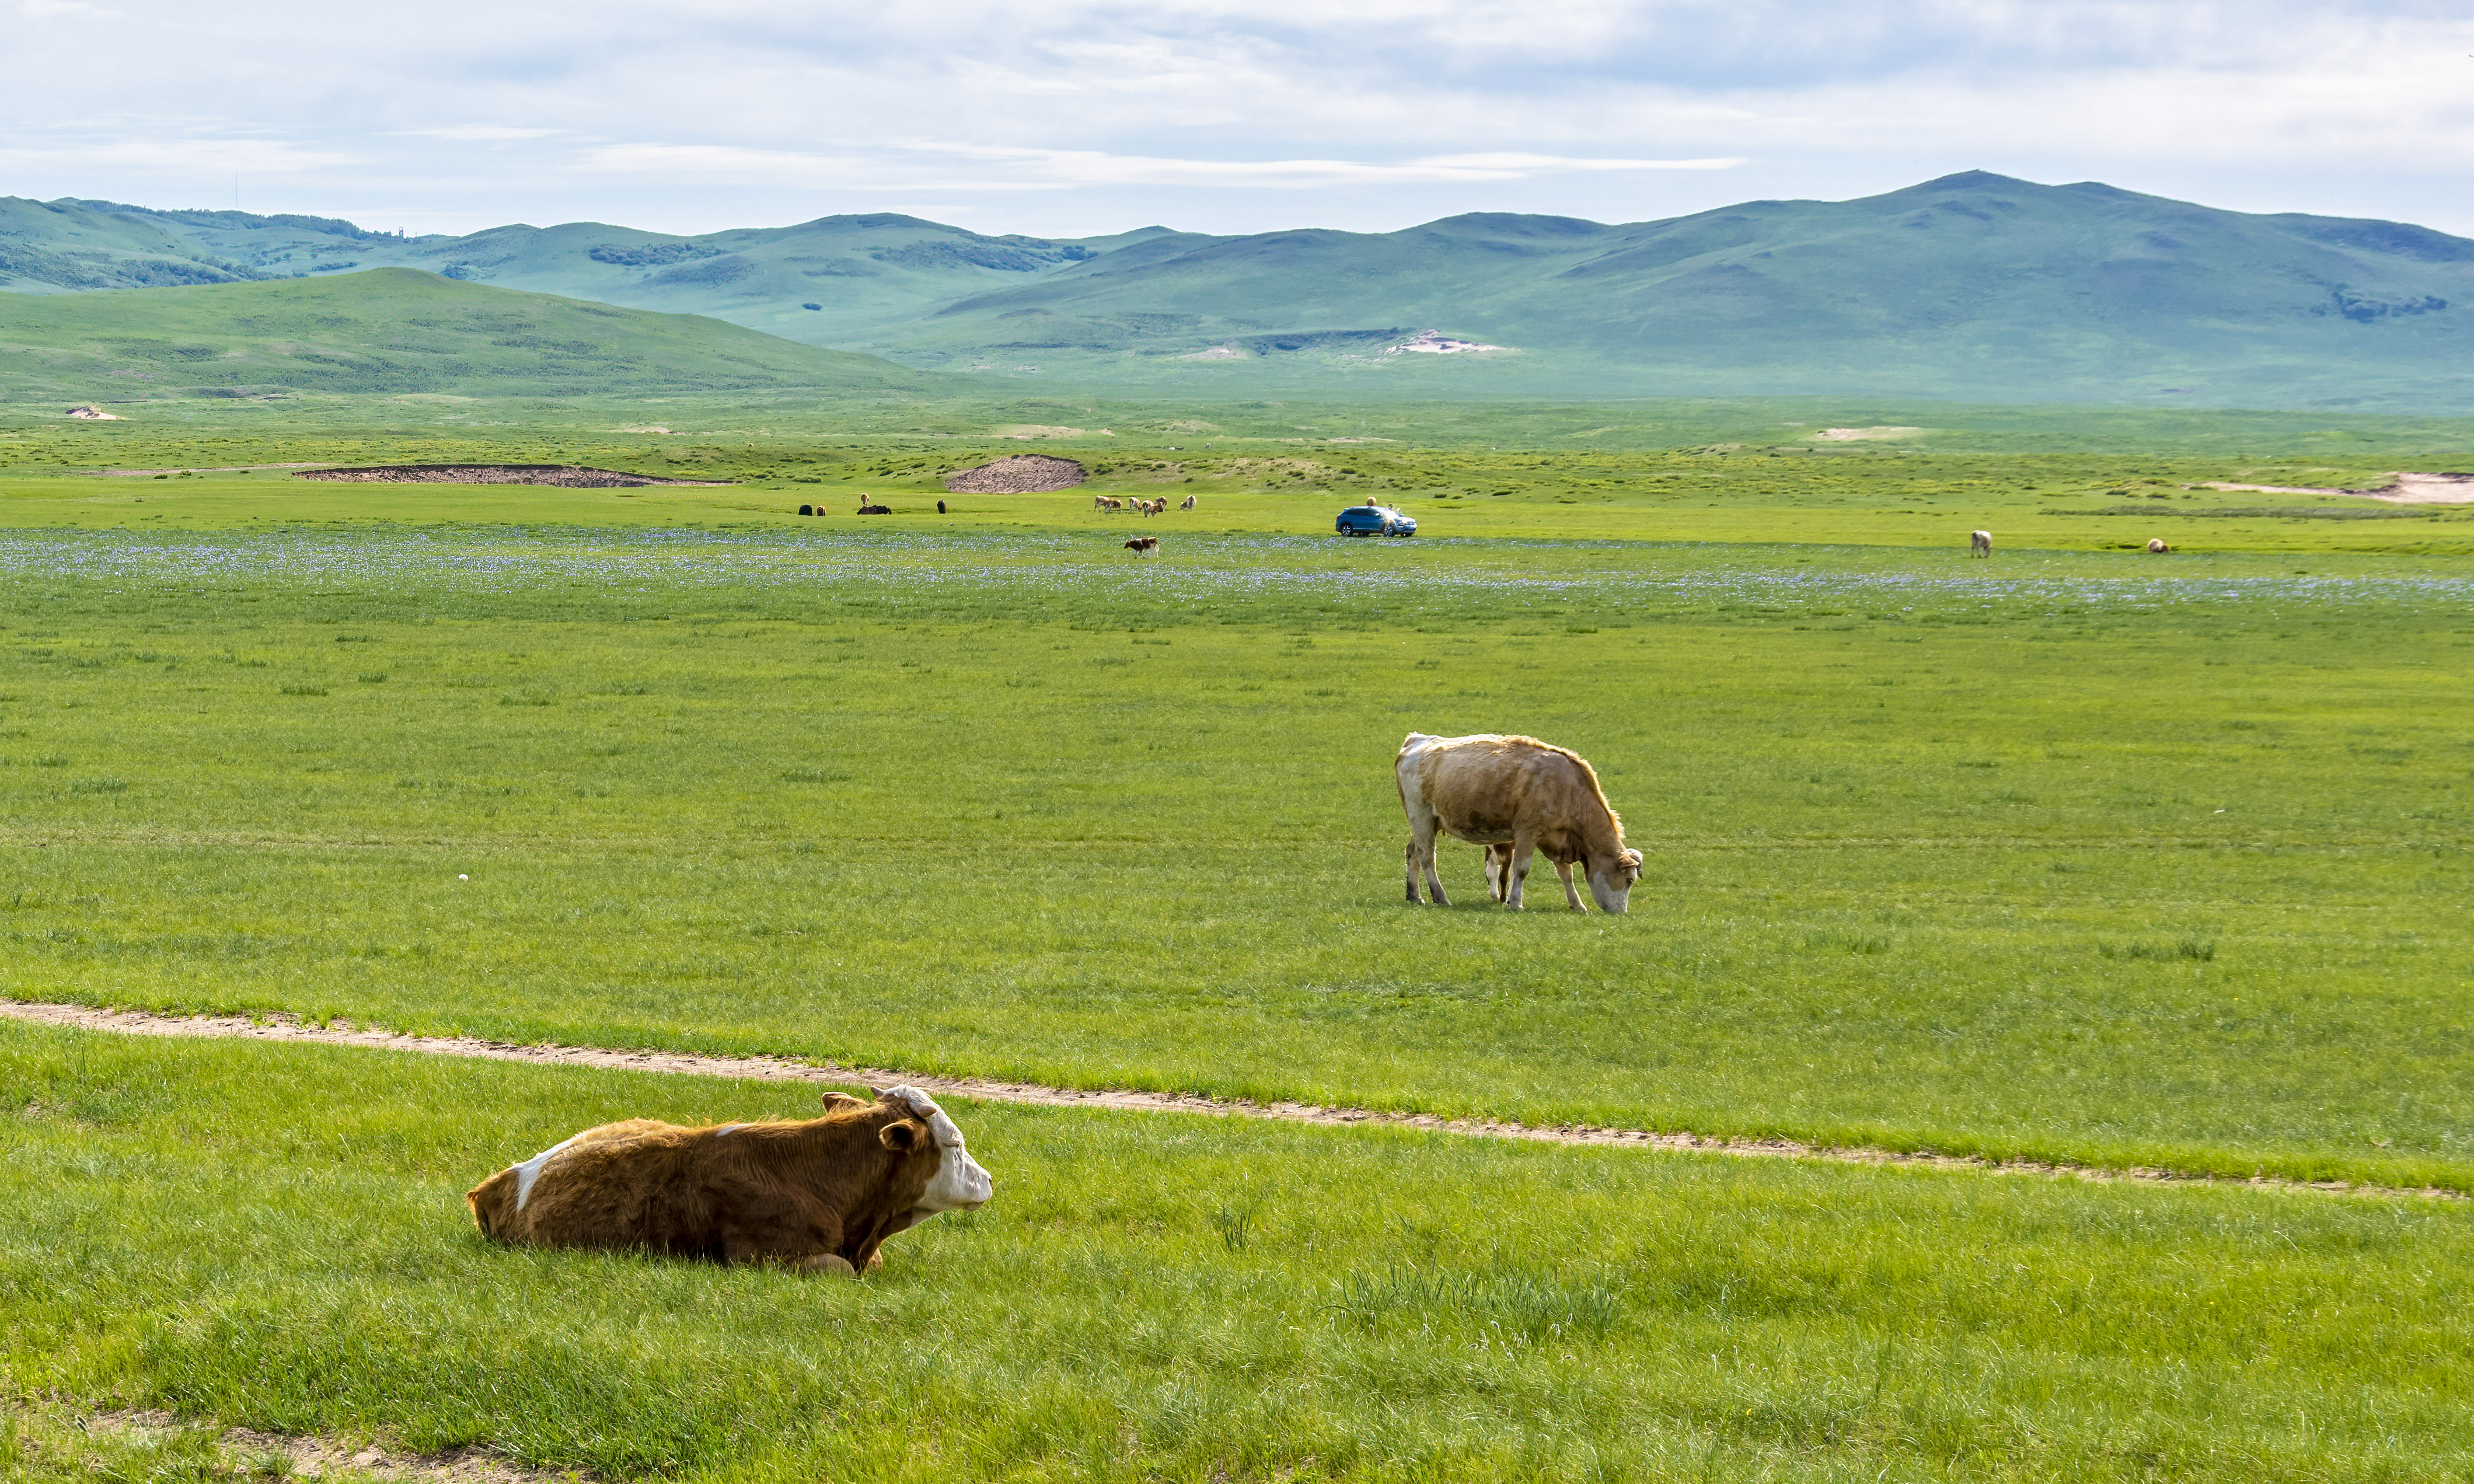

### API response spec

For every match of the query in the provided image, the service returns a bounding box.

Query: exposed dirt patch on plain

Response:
[943,453,1086,493]
[293,465,732,488]
[18,1403,580,1484]
[2194,472,2474,504]
[1812,426,1925,442]
[4,999,2456,1202]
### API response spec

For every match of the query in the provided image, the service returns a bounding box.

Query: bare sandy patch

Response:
[3,999,2454,1202]
[16,1402,578,1484]
[1812,427,1925,442]
[2193,472,2474,504]
[1387,330,1512,355]
[944,453,1086,493]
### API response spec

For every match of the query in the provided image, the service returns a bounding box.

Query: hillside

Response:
[0,268,936,400]
[7,175,2474,407]
[0,196,1165,346]
[885,173,2474,405]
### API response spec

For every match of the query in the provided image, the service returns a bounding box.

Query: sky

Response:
[4,0,2472,241]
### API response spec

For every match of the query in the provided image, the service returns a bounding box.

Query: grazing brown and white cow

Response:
[1180,494,1196,511]
[1969,529,1993,557]
[466,1085,992,1277]
[1395,732,1643,912]
[1124,536,1159,556]
[2146,537,2172,554]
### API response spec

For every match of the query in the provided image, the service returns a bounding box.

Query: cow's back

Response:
[1403,734,1589,841]
[469,1118,698,1247]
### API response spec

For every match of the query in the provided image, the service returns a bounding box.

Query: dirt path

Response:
[4,999,2456,1202]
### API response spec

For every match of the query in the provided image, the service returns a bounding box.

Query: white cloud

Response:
[0,0,2470,235]
[0,135,354,173]
[397,125,565,141]
[574,141,1743,191]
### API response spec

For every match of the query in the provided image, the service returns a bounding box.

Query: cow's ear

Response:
[878,1120,922,1152]
[821,1091,867,1112]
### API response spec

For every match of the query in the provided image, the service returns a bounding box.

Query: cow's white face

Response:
[1588,850,1643,914]
[916,1106,994,1214]
[878,1085,994,1216]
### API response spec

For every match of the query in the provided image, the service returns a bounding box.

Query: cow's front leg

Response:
[1505,836,1536,909]
[1554,858,1587,912]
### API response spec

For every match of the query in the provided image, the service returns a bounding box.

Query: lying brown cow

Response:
[1396,732,1643,912]
[466,1085,992,1276]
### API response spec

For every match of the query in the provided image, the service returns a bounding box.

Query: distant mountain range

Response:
[5,173,2471,407]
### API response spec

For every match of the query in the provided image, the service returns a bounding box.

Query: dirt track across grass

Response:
[6,999,2457,1202]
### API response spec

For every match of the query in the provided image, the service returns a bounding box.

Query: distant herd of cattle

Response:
[472,730,1641,1276]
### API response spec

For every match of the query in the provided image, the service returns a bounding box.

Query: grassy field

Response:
[0,504,2465,1188]
[2,399,2469,1479]
[7,1022,2472,1483]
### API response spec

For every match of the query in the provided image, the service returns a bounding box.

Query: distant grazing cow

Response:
[856,501,891,515]
[2146,538,2171,554]
[937,500,947,515]
[1180,494,1196,511]
[1396,732,1643,912]
[1124,536,1159,556]
[466,1085,991,1277]
[1093,494,1113,511]
[797,504,815,516]
[1969,529,1993,557]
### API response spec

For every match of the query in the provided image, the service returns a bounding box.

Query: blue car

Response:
[1335,504,1416,537]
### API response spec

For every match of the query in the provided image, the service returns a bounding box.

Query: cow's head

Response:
[1587,848,1644,914]
[860,1085,993,1218]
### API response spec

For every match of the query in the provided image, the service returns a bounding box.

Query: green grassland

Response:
[0,488,2466,1188]
[8,1022,2473,1483]
[3,399,2470,1480]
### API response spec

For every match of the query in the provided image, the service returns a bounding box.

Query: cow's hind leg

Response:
[1420,833,1453,905]
[1504,834,1537,909]
[1484,843,1512,903]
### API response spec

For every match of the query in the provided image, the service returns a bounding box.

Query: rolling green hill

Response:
[0,195,1168,347]
[8,174,2474,407]
[0,268,936,400]
[886,172,2474,406]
